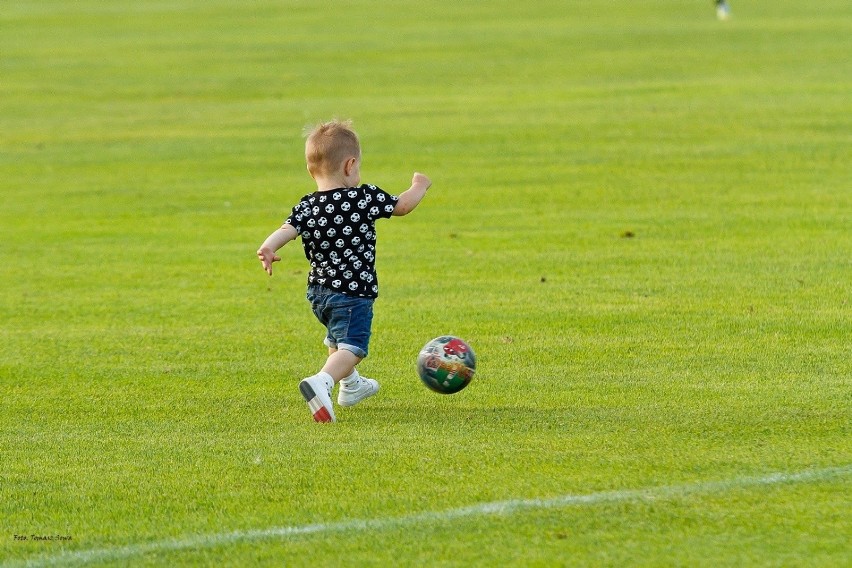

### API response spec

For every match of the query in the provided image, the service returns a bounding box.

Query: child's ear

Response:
[343,157,356,176]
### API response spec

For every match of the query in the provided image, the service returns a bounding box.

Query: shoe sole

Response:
[299,380,335,423]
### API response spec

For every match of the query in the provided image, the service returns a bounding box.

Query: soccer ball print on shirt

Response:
[286,184,399,298]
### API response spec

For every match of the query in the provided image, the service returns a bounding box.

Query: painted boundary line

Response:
[8,464,851,567]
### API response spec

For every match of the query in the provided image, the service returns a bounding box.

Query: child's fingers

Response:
[257,250,280,276]
[261,255,280,276]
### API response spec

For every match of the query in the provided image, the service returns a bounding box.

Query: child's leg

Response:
[300,287,378,421]
[321,347,363,384]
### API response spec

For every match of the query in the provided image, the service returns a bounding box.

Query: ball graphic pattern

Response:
[417,336,476,394]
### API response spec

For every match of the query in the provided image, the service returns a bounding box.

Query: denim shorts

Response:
[306,285,374,358]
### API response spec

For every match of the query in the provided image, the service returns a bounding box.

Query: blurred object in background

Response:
[716,0,732,20]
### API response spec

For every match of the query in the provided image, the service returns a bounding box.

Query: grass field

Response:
[1,0,850,566]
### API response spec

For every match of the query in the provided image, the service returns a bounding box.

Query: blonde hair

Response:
[305,119,360,177]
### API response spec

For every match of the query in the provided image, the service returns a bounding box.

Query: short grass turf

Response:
[1,0,850,566]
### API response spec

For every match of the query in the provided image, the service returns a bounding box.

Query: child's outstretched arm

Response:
[257,224,298,275]
[392,172,432,216]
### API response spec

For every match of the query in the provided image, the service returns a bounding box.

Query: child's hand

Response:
[257,247,281,276]
[412,172,432,190]
[256,226,297,275]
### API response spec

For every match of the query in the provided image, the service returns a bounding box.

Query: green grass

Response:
[1,0,850,566]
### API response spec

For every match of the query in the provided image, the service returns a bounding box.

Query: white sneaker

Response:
[299,376,336,423]
[337,376,380,407]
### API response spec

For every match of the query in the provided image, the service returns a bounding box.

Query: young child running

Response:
[257,119,431,422]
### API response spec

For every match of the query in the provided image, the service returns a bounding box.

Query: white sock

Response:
[341,369,360,388]
[314,372,334,391]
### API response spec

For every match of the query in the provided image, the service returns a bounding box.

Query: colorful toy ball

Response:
[417,336,476,394]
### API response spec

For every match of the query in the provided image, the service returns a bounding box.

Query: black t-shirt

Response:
[285,184,399,298]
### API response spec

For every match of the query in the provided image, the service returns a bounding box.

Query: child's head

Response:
[305,119,361,179]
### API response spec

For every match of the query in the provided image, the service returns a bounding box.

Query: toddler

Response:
[257,119,431,422]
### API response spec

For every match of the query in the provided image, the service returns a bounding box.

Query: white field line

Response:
[8,464,851,568]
